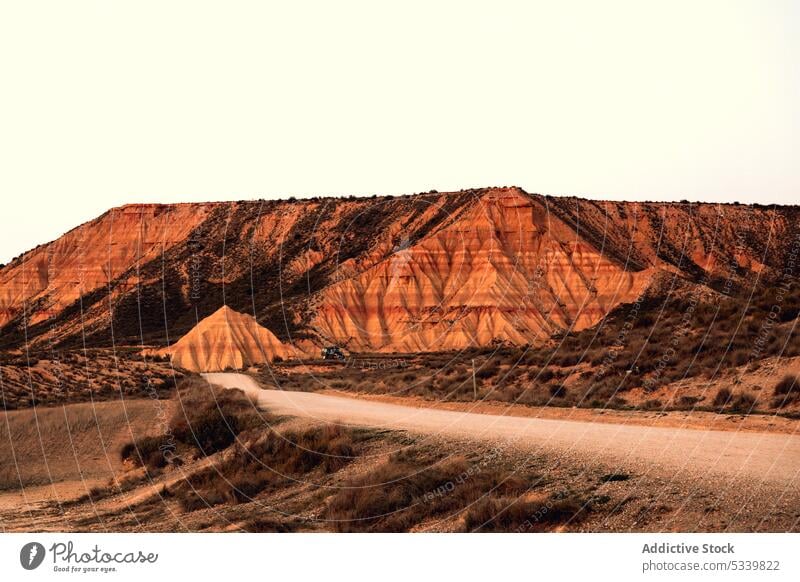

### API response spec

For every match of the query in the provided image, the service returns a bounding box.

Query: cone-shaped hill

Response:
[166,305,291,372]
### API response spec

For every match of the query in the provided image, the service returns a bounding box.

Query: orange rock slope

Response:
[164,306,291,372]
[0,203,217,327]
[311,189,653,351]
[0,187,793,354]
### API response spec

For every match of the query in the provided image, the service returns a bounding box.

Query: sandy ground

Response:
[204,372,800,488]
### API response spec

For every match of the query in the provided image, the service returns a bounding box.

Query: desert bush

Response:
[171,406,240,454]
[433,369,468,391]
[174,424,360,511]
[401,371,418,383]
[330,379,355,390]
[553,351,583,367]
[608,396,628,408]
[713,387,732,408]
[538,368,555,383]
[246,424,357,475]
[711,387,756,413]
[773,374,800,408]
[502,366,524,383]
[464,493,587,532]
[475,359,500,379]
[325,448,533,532]
[515,388,549,407]
[244,517,301,532]
[677,395,701,407]
[64,471,152,507]
[641,399,663,410]
[774,374,798,396]
[122,376,265,470]
[120,436,171,470]
[522,351,543,366]
[728,391,756,413]
[600,472,630,483]
[588,376,620,402]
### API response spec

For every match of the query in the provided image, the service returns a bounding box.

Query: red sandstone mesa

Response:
[0,187,793,357]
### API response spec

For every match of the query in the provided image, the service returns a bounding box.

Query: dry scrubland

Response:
[1,376,799,533]
[259,353,800,418]
[253,274,800,416]
[0,349,179,409]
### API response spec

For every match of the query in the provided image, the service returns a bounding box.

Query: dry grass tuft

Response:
[773,374,799,408]
[464,493,587,532]
[324,448,537,532]
[172,424,361,511]
[121,376,267,471]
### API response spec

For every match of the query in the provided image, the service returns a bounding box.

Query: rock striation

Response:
[164,305,291,372]
[311,189,653,351]
[0,187,795,353]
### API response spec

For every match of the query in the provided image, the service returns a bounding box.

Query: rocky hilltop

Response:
[0,187,796,354]
[159,305,292,372]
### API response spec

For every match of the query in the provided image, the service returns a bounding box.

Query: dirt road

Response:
[202,373,800,487]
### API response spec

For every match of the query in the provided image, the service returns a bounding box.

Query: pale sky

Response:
[0,1,797,264]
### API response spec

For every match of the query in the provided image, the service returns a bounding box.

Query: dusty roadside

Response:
[317,389,800,435]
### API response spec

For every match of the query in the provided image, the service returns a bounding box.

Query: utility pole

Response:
[471,359,477,400]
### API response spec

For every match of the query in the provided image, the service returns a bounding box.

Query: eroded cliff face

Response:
[311,189,654,351]
[0,203,217,328]
[0,188,794,354]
